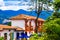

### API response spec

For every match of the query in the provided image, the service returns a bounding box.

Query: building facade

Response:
[0,24,24,40]
[10,14,45,36]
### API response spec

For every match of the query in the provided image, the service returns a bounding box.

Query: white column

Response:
[19,31,22,40]
[27,32,30,40]
[7,32,10,40]
[13,32,16,40]
[0,31,4,37]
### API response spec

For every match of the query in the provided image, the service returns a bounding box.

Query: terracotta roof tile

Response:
[0,24,16,29]
[16,27,24,31]
[0,24,24,31]
[10,14,45,21]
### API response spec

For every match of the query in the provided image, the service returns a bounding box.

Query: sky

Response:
[0,0,53,24]
[0,0,53,11]
[0,0,33,11]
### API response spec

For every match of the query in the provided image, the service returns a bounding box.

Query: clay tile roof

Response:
[0,24,16,28]
[10,14,45,21]
[0,24,24,31]
[16,27,24,31]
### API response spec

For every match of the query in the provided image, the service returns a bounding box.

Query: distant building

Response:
[0,24,24,40]
[10,14,45,35]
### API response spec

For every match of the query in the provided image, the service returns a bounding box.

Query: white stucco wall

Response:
[0,30,10,40]
[14,32,16,40]
[11,20,25,29]
[0,30,15,40]
[27,20,30,26]
[31,20,35,30]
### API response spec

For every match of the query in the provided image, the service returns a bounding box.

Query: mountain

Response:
[0,9,53,24]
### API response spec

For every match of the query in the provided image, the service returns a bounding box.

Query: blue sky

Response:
[0,0,33,11]
[0,0,53,24]
[0,0,53,11]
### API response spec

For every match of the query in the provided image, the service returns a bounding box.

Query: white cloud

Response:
[43,4,54,11]
[48,5,54,11]
[0,0,33,11]
[0,0,53,11]
[0,0,5,6]
[0,5,33,11]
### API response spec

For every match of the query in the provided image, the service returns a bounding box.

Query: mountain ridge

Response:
[0,9,53,24]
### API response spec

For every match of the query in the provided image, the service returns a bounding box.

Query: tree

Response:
[7,22,11,26]
[42,0,60,40]
[43,18,60,40]
[30,0,53,33]
[53,0,60,12]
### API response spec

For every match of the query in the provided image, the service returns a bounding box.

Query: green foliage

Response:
[43,17,60,40]
[30,0,60,39]
[29,33,39,40]
[29,33,47,40]
[53,12,60,18]
[7,22,11,26]
[54,0,60,4]
[54,0,60,11]
[30,0,60,40]
[47,12,60,21]
[43,1,60,38]
[0,37,4,40]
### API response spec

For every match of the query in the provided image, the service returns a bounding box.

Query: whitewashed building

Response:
[10,14,45,36]
[0,24,24,40]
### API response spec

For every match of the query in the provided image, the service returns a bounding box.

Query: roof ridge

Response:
[10,14,45,21]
